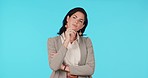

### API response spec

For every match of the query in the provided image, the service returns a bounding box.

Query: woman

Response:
[47,7,95,78]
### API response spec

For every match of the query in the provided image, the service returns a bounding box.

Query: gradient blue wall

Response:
[0,0,148,78]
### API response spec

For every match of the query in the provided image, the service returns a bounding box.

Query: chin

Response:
[70,28,77,31]
[73,29,78,32]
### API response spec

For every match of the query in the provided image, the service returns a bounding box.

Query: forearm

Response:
[69,64,95,76]
[61,64,94,76]
[68,37,95,76]
[49,45,67,71]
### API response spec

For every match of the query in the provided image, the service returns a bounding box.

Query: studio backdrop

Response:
[0,0,148,78]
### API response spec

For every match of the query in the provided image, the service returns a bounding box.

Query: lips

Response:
[70,24,78,31]
[72,24,77,27]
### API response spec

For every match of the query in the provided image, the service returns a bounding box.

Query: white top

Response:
[60,33,81,66]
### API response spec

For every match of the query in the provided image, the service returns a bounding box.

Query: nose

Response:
[75,20,78,24]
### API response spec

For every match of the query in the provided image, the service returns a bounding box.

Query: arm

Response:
[47,38,68,71]
[68,37,95,76]
[47,29,76,71]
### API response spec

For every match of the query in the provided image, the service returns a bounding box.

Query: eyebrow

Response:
[73,15,84,21]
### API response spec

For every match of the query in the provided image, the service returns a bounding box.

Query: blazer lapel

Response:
[78,37,87,65]
[56,36,62,51]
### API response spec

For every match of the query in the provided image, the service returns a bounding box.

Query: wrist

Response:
[65,65,70,72]
[61,64,65,70]
[65,39,70,43]
[63,40,69,48]
[64,65,66,71]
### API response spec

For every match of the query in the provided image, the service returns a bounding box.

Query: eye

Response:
[79,21,82,23]
[79,20,83,23]
[73,16,76,19]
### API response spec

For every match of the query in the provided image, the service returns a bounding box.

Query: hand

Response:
[65,28,77,43]
[67,72,78,78]
[63,28,77,48]
[69,75,78,78]
[60,64,65,70]
[50,52,57,58]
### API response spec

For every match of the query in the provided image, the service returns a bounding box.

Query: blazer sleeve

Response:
[69,37,95,76]
[47,38,68,71]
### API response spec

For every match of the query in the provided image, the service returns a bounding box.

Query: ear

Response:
[65,16,70,28]
[66,16,70,22]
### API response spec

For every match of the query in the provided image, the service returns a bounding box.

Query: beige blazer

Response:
[47,36,95,78]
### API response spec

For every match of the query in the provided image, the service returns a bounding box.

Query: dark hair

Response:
[57,7,88,36]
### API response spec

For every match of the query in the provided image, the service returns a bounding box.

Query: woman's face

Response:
[66,11,85,32]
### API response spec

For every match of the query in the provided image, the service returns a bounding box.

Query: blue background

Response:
[0,0,148,78]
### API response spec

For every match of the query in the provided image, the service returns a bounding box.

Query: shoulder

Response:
[48,36,61,43]
[48,36,60,40]
[80,36,93,47]
[80,36,92,42]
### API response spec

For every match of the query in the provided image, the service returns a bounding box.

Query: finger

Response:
[68,29,76,34]
[67,28,76,32]
[51,52,56,54]
[70,31,77,36]
[50,53,57,56]
[50,54,56,58]
[50,52,57,58]
[71,30,76,34]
